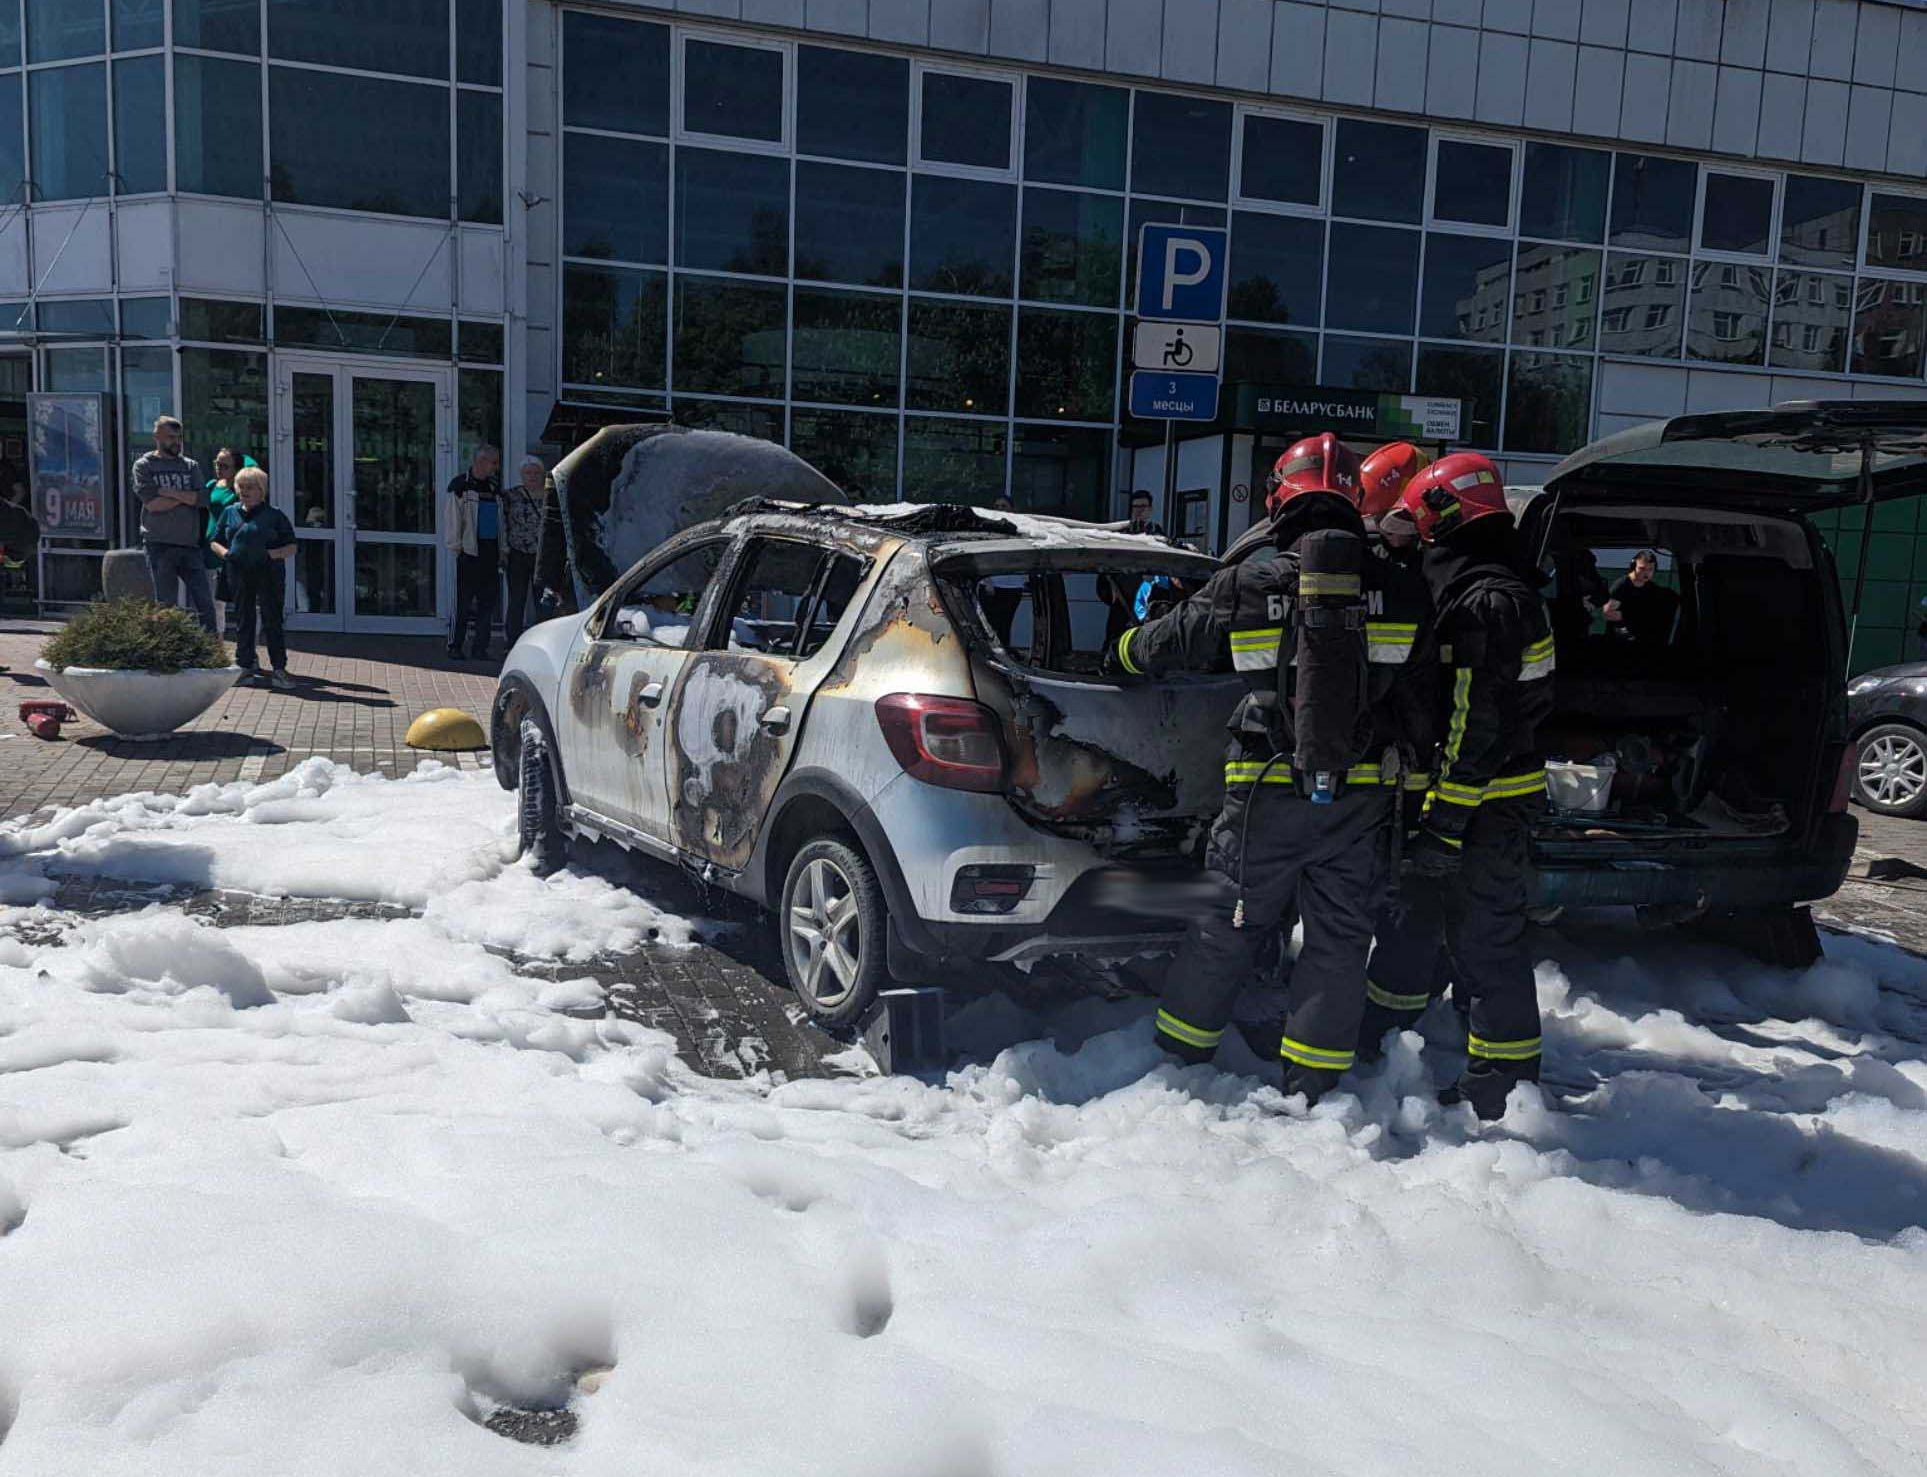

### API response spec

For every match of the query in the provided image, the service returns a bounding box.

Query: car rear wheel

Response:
[780,837,888,1028]
[1853,722,1927,819]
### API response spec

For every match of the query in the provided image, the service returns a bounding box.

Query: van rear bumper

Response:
[1530,813,1858,910]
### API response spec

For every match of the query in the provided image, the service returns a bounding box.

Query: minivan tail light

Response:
[1829,745,1856,814]
[875,693,1006,793]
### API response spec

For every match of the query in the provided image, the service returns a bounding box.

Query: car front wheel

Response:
[1854,722,1927,819]
[780,837,889,1028]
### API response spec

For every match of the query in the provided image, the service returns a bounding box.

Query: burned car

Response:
[496,431,1234,1023]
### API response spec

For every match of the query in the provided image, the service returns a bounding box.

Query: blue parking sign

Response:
[1134,224,1228,322]
[1129,371,1220,421]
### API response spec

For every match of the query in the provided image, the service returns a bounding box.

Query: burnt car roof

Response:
[723,497,1200,557]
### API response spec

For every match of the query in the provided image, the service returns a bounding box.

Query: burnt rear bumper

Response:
[1529,813,1858,911]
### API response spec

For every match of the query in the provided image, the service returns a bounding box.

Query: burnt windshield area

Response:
[1536,508,1833,839]
[966,566,1204,676]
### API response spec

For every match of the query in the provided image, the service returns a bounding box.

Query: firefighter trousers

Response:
[1357,797,1542,1091]
[1155,781,1391,1098]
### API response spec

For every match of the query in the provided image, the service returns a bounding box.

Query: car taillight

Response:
[1829,745,1856,813]
[875,693,1006,793]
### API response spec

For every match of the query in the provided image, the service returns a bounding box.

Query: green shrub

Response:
[42,599,230,674]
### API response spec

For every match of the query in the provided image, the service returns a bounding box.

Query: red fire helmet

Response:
[1390,452,1509,543]
[1358,442,1433,523]
[1265,432,1362,515]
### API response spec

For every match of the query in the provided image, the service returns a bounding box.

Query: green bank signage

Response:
[1234,384,1463,443]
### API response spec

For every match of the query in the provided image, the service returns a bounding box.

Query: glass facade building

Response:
[3,0,1927,665]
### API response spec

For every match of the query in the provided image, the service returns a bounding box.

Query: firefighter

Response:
[1372,452,1556,1119]
[1106,433,1388,1104]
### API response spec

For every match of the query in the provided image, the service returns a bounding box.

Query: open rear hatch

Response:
[931,540,1241,858]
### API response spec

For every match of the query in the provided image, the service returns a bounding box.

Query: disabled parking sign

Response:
[1131,224,1227,422]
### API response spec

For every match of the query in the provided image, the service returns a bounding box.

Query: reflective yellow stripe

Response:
[1116,625,1141,676]
[1297,573,1361,597]
[1366,981,1433,1011]
[1229,625,1281,673]
[1520,633,1556,682]
[1367,622,1419,636]
[1367,622,1416,664]
[1443,666,1472,766]
[1225,761,1294,785]
[1467,1034,1541,1061]
[1432,781,1484,808]
[1156,1009,1223,1050]
[1228,626,1283,648]
[1232,647,1280,672]
[1404,771,1433,791]
[1482,770,1547,801]
[1280,1036,1355,1071]
[1347,763,1383,783]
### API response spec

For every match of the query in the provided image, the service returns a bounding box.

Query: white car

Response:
[493,498,1236,1026]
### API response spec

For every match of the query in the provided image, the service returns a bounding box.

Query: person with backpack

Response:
[1105,433,1398,1105]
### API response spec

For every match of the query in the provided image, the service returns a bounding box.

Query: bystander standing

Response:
[133,416,215,632]
[1603,549,1679,648]
[209,466,296,687]
[502,455,547,648]
[443,444,502,661]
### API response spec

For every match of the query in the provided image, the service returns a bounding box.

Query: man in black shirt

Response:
[1604,548,1678,647]
[1126,490,1166,537]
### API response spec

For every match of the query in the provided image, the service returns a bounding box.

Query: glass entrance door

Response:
[275,357,452,633]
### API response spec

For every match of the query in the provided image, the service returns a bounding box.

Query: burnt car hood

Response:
[1543,400,1927,516]
[553,424,845,604]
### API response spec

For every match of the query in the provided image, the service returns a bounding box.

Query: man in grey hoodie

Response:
[133,415,214,631]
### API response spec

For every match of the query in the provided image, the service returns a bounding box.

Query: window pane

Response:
[674,275,786,398]
[114,0,164,51]
[910,175,1015,296]
[1851,278,1927,378]
[120,297,171,338]
[798,46,906,165]
[1512,244,1600,351]
[1866,193,1927,272]
[1020,188,1122,307]
[1225,326,1316,384]
[684,39,782,143]
[562,263,666,388]
[174,0,258,53]
[268,0,446,78]
[27,0,101,63]
[44,345,105,390]
[673,397,779,438]
[1125,200,1226,308]
[1520,142,1609,243]
[1598,251,1684,356]
[1780,175,1860,268]
[1325,223,1418,335]
[458,89,501,224]
[1239,113,1321,206]
[906,298,1010,414]
[563,13,668,136]
[175,55,260,199]
[0,4,13,62]
[1227,211,1322,327]
[112,58,163,196]
[270,69,447,217]
[1420,232,1511,342]
[1321,335,1411,391]
[1769,270,1852,373]
[792,287,901,408]
[1011,423,1107,519]
[795,162,903,287]
[921,71,1011,170]
[459,319,503,362]
[181,349,269,482]
[904,416,1007,503]
[1332,119,1426,224]
[1416,345,1502,448]
[1504,351,1593,455]
[1434,140,1511,229]
[1686,261,1769,364]
[1609,152,1695,253]
[790,407,898,502]
[565,134,667,263]
[274,306,451,356]
[458,367,503,470]
[675,148,788,276]
[1700,173,1774,255]
[1025,77,1126,190]
[456,0,500,86]
[30,63,105,202]
[38,297,113,334]
[180,297,264,342]
[1131,91,1230,201]
[0,74,20,198]
[1015,308,1116,421]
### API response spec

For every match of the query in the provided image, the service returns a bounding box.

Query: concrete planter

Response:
[35,661,242,741]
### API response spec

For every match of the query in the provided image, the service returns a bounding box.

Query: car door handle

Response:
[639,681,665,707]
[760,705,792,734]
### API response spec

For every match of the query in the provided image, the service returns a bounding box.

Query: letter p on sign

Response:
[1161,238,1211,311]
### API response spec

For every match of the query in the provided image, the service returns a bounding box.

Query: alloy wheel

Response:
[1859,731,1927,810]
[787,856,862,1011]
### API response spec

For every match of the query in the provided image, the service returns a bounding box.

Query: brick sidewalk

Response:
[0,620,501,823]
